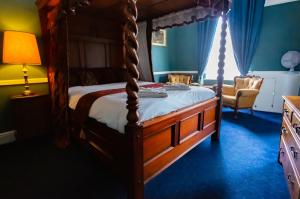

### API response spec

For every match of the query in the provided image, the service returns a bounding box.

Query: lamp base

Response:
[22,64,33,96]
[23,89,33,96]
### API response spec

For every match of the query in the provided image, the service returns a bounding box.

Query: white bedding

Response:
[69,82,215,133]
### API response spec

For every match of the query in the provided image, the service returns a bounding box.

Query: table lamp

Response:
[3,31,41,96]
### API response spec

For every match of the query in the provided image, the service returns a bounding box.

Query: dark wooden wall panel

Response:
[110,44,124,68]
[68,13,124,70]
[69,14,123,41]
[85,41,106,68]
[69,36,123,69]
[69,41,81,68]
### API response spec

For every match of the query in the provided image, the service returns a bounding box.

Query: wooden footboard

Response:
[141,97,218,183]
[71,97,219,198]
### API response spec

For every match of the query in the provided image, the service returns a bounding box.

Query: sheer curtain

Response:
[205,17,239,80]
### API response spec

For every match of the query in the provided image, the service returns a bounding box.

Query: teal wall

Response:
[0,0,48,132]
[252,1,300,71]
[152,28,178,82]
[152,23,198,82]
[152,1,300,82]
[172,23,198,71]
[152,28,176,72]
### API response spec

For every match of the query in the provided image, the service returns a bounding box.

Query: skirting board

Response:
[0,130,16,145]
[0,77,48,86]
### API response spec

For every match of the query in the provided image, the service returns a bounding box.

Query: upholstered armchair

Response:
[222,76,263,118]
[168,74,193,84]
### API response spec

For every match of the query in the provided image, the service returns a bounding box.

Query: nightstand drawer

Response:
[11,94,51,140]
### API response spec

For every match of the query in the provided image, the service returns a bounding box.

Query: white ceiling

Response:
[265,0,299,6]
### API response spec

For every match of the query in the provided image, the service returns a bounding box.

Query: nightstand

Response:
[11,94,51,141]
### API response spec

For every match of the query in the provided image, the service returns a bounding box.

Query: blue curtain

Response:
[229,0,265,75]
[197,18,218,81]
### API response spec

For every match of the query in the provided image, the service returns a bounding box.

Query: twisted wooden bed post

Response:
[123,0,144,198]
[213,12,228,140]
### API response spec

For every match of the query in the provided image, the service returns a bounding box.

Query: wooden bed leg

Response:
[126,125,144,199]
[212,12,228,141]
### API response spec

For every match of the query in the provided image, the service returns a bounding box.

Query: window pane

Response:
[204,17,240,80]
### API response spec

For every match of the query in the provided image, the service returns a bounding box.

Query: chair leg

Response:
[234,108,238,119]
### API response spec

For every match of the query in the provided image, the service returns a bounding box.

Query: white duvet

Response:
[69,82,215,133]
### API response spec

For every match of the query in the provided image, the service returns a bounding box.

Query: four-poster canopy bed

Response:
[36,0,230,198]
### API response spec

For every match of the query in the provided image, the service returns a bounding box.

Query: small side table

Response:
[11,94,51,141]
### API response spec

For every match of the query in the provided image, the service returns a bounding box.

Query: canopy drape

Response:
[152,5,220,31]
[197,18,218,81]
[137,21,154,82]
[38,4,70,148]
[229,0,265,75]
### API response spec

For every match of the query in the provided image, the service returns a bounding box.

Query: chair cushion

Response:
[235,77,250,91]
[223,95,236,107]
[249,78,262,89]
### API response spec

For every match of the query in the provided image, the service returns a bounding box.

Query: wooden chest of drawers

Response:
[279,96,300,199]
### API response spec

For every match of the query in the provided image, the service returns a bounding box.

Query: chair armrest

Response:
[223,84,235,96]
[236,89,259,97]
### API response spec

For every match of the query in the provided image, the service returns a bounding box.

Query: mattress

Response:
[69,82,215,133]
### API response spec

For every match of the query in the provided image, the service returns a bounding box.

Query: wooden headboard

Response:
[69,35,123,69]
[67,9,127,87]
[68,35,127,87]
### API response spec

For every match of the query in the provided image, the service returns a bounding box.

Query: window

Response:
[204,17,240,80]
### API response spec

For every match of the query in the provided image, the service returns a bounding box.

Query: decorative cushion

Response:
[69,70,81,87]
[82,71,99,86]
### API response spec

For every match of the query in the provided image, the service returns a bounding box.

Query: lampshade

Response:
[3,31,41,65]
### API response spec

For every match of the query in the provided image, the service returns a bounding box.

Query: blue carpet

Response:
[145,108,289,199]
[0,108,289,199]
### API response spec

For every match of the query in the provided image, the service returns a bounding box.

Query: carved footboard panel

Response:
[142,97,218,183]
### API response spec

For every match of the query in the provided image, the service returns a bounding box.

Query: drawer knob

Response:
[281,127,287,135]
[293,124,300,134]
[284,109,290,117]
[291,147,298,159]
[288,175,295,184]
[280,147,285,156]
